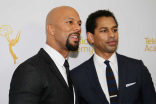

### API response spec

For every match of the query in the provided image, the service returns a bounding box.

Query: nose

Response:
[108,31,115,38]
[73,23,81,33]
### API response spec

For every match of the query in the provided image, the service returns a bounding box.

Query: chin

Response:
[107,49,117,53]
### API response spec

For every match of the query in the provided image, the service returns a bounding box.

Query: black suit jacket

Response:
[71,53,156,104]
[9,48,73,104]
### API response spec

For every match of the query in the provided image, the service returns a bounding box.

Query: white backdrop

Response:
[0,0,156,103]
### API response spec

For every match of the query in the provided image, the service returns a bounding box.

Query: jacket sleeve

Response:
[140,60,156,103]
[9,63,42,104]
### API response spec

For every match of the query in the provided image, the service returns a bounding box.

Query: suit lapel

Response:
[38,48,70,93]
[116,53,127,103]
[49,61,70,93]
[86,56,109,104]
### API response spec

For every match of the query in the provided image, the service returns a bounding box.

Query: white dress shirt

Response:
[43,44,75,103]
[93,52,118,103]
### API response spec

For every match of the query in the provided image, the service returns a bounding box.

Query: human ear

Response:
[46,25,54,36]
[87,32,94,44]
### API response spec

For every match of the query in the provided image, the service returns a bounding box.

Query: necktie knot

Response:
[64,60,69,68]
[104,60,110,65]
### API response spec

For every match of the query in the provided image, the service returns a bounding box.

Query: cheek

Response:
[55,27,68,38]
[98,34,107,42]
[54,31,67,43]
[115,34,119,40]
[56,24,70,33]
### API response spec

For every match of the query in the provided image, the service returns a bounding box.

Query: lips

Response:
[70,33,80,41]
[71,35,78,39]
[107,41,117,45]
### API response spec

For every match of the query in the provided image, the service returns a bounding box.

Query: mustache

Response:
[69,32,80,36]
[106,38,118,42]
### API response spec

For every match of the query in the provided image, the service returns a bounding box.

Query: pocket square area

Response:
[126,82,136,87]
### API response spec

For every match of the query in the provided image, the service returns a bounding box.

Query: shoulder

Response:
[71,60,88,73]
[10,54,45,95]
[117,53,147,72]
[117,53,142,64]
[14,49,50,77]
[18,53,44,69]
[71,56,92,75]
[11,51,49,86]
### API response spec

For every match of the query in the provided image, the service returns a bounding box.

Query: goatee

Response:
[66,34,79,51]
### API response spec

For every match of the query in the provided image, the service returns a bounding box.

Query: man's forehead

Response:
[96,16,114,22]
[99,26,118,30]
[96,17,117,26]
[46,6,80,25]
[64,16,81,20]
[60,12,81,21]
[57,7,79,16]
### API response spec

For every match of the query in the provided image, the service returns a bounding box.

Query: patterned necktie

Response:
[64,60,74,103]
[104,60,118,104]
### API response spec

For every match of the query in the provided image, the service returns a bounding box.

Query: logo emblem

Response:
[0,25,21,64]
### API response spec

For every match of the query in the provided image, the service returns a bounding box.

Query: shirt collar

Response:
[109,52,117,66]
[94,52,117,66]
[43,44,66,66]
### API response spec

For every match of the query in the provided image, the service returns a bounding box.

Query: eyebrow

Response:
[66,18,74,20]
[66,18,82,23]
[99,26,118,30]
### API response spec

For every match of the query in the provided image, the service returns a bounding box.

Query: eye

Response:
[67,21,72,24]
[101,30,106,32]
[112,29,118,32]
[79,23,81,26]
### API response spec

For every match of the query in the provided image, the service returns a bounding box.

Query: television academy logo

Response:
[0,25,21,64]
[70,37,93,55]
[145,38,156,52]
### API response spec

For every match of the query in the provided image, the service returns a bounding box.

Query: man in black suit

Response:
[9,6,81,104]
[71,10,156,104]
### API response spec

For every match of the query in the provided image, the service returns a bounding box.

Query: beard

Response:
[65,34,79,51]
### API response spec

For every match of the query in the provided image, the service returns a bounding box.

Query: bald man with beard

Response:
[9,6,81,104]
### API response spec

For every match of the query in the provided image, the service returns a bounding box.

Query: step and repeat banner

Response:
[0,0,156,103]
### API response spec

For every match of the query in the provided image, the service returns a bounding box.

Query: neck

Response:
[95,51,114,60]
[46,42,69,58]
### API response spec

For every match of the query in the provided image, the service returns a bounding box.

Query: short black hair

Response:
[86,10,118,34]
